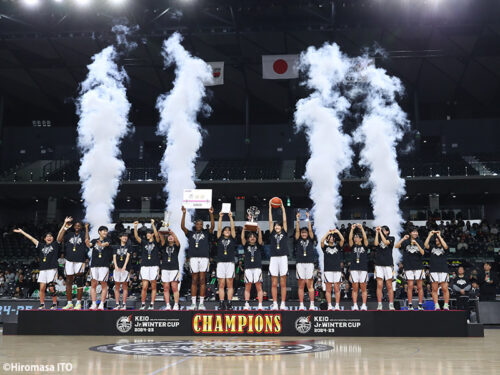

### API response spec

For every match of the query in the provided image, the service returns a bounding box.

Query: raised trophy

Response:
[244,206,260,231]
[160,211,171,234]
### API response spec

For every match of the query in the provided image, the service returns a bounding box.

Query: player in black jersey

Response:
[181,206,215,310]
[134,219,162,310]
[348,224,369,311]
[86,225,111,310]
[14,228,60,310]
[216,210,237,310]
[241,225,264,310]
[112,232,131,310]
[294,211,316,310]
[160,229,181,310]
[424,230,450,310]
[320,229,345,311]
[374,226,395,311]
[268,199,289,310]
[395,228,425,310]
[57,217,87,310]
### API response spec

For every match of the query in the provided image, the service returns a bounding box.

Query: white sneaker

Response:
[74,301,82,310]
[165,304,171,310]
[172,303,179,311]
[198,303,206,310]
[188,303,196,310]
[120,304,126,310]
[148,304,155,310]
[309,304,316,311]
[377,303,383,311]
[89,302,97,310]
[62,302,73,310]
[257,304,263,310]
[298,303,306,311]
[327,304,334,311]
[270,302,279,311]
[244,302,251,310]
[279,302,287,310]
[389,303,395,311]
[139,304,146,310]
[98,302,104,310]
[113,305,120,310]
[360,304,367,311]
[443,303,449,311]
[334,304,341,311]
[435,304,441,311]
[352,304,359,311]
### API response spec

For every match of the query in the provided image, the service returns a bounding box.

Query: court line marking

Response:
[147,357,190,375]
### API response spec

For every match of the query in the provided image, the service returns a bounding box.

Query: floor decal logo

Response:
[90,340,332,357]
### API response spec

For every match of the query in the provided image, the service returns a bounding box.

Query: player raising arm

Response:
[321,229,345,311]
[374,226,395,311]
[216,210,237,310]
[349,224,369,311]
[425,230,450,310]
[294,211,316,310]
[241,225,264,310]
[160,228,181,310]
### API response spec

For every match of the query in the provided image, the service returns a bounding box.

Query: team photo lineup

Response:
[12,197,493,313]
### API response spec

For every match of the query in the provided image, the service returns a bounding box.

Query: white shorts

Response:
[38,269,57,284]
[216,262,235,279]
[244,268,263,284]
[350,270,368,284]
[189,257,210,273]
[375,266,394,280]
[90,267,109,282]
[161,269,180,283]
[323,271,342,284]
[404,269,425,281]
[269,255,288,277]
[114,269,130,283]
[64,261,85,276]
[140,266,159,281]
[430,272,449,283]
[296,263,314,280]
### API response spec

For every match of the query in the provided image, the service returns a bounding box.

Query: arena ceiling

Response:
[0,0,499,126]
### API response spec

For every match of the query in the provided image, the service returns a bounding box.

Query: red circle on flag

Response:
[273,59,288,74]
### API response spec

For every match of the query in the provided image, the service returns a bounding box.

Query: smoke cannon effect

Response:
[351,56,409,266]
[294,43,354,275]
[156,33,212,278]
[77,26,134,237]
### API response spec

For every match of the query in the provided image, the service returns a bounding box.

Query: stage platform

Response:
[5,309,483,337]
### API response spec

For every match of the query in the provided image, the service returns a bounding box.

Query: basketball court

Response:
[1,330,499,375]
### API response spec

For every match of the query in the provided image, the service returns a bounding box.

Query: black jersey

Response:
[429,246,448,273]
[350,244,369,271]
[90,238,112,267]
[113,244,131,270]
[295,237,315,263]
[216,236,236,262]
[63,231,87,263]
[323,244,343,272]
[243,243,263,269]
[37,241,60,270]
[375,236,395,267]
[161,244,180,270]
[140,239,161,267]
[270,230,289,257]
[187,230,210,258]
[400,239,424,270]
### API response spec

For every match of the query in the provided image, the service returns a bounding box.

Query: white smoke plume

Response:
[156,33,212,278]
[351,56,409,266]
[294,43,354,274]
[77,26,134,237]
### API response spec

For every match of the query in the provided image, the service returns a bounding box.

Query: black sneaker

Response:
[148,303,155,310]
[50,303,57,310]
[408,303,413,310]
[218,301,225,310]
[38,304,45,310]
[226,301,233,310]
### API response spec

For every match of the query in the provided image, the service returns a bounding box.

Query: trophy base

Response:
[244,222,258,231]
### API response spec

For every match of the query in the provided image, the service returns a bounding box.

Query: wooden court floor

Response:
[1,330,499,375]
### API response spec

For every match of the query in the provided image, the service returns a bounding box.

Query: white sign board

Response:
[221,203,231,213]
[183,189,213,209]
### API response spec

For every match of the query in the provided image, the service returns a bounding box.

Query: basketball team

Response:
[14,196,451,312]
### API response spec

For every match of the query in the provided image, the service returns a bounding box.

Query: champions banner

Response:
[15,310,470,337]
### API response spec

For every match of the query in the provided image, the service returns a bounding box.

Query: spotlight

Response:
[22,0,41,7]
[109,0,126,4]
[75,0,92,6]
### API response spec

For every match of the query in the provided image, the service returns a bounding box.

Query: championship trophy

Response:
[160,211,171,234]
[244,206,260,231]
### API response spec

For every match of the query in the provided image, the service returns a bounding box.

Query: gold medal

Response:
[148,255,151,260]
[224,250,227,255]
[195,242,199,248]
[120,256,123,261]
[73,246,76,252]
[43,257,46,262]
[251,257,254,262]
[168,257,171,262]
[276,244,280,250]
[356,258,360,264]
[303,251,306,257]
[98,254,102,258]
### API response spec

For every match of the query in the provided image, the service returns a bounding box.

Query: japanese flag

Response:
[262,54,299,79]
[206,61,224,86]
